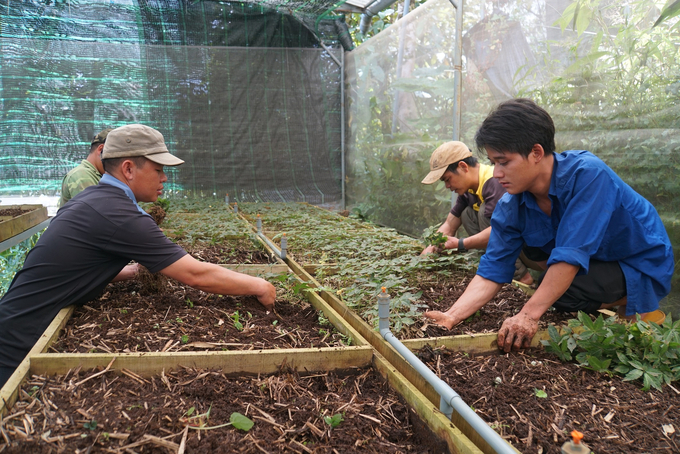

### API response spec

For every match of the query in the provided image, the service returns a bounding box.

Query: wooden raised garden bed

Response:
[48,277,355,354]
[0,350,456,453]
[413,340,680,454]
[0,204,48,243]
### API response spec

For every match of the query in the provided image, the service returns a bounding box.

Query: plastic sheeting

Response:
[345,0,679,316]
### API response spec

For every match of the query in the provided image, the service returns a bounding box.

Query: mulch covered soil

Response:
[0,208,30,218]
[50,278,350,354]
[0,366,445,453]
[417,347,680,454]
[179,239,277,265]
[415,276,574,338]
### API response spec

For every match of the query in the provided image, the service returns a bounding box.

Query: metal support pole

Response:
[341,49,346,210]
[391,0,412,135]
[449,0,464,141]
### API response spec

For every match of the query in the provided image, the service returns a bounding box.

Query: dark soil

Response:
[417,347,680,454]
[50,279,351,354]
[180,239,276,265]
[413,276,574,338]
[0,208,29,218]
[147,205,167,226]
[0,367,445,453]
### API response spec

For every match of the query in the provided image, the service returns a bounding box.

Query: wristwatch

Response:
[458,238,466,252]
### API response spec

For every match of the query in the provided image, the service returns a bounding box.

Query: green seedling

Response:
[185,298,194,308]
[542,312,680,391]
[83,420,98,431]
[421,225,447,249]
[534,389,548,398]
[181,405,253,432]
[232,311,243,331]
[181,334,189,344]
[323,413,344,428]
[153,198,170,211]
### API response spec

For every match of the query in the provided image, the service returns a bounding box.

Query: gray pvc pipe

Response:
[377,291,516,454]
[359,0,400,34]
[258,232,282,258]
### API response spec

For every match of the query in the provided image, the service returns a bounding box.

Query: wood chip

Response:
[603,410,615,422]
[71,357,116,388]
[291,439,314,454]
[304,421,324,437]
[359,413,381,424]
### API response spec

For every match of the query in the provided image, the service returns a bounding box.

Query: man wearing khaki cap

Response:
[0,124,276,389]
[421,141,533,285]
[58,128,112,207]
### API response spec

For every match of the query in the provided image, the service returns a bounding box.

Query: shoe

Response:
[642,310,666,324]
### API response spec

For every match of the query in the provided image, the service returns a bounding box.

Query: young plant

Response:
[542,312,680,391]
[181,405,254,432]
[231,311,243,331]
[323,412,344,428]
[421,225,447,250]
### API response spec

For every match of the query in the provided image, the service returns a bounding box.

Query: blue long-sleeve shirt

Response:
[478,150,674,315]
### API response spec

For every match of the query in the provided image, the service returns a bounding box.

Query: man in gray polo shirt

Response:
[0,124,276,388]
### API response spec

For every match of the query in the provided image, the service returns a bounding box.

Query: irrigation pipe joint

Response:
[376,288,516,454]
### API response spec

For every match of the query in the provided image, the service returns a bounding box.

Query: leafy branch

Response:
[421,225,447,249]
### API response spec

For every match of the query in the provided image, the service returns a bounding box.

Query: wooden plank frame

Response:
[28,346,374,378]
[0,276,482,453]
[0,204,48,243]
[282,253,528,454]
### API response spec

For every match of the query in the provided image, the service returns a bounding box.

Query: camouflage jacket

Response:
[58,160,102,207]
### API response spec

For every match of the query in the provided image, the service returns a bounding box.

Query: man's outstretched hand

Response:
[256,280,277,311]
[423,310,461,330]
[497,313,539,353]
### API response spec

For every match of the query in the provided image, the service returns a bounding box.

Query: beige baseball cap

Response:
[102,124,184,166]
[421,141,473,184]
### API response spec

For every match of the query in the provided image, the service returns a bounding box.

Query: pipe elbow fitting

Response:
[359,14,371,35]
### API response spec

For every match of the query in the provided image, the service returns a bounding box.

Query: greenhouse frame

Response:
[1,0,679,452]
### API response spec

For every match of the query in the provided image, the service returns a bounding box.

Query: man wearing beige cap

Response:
[58,128,112,207]
[421,141,533,285]
[0,124,276,389]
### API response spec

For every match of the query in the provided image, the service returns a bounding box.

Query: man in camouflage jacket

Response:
[58,128,112,207]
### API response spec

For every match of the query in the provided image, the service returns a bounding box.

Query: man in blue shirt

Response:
[424,99,674,352]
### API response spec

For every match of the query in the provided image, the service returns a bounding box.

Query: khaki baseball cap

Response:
[102,124,184,166]
[421,141,473,184]
[91,128,113,145]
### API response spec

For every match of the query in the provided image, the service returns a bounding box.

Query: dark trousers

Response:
[461,205,529,280]
[0,366,14,390]
[525,247,627,313]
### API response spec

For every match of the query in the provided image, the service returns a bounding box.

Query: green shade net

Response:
[345,0,679,317]
[0,0,350,204]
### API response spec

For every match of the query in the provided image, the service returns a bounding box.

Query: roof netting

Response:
[0,0,349,204]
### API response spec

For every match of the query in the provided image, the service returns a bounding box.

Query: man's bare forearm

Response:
[520,262,579,320]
